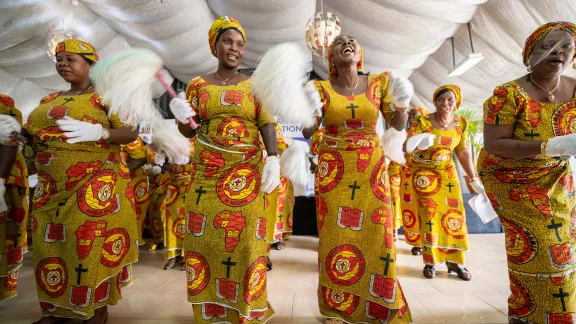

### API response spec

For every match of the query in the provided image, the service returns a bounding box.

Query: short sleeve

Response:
[185,77,202,124]
[0,94,23,146]
[407,115,426,138]
[255,101,275,128]
[455,116,470,150]
[484,84,521,125]
[379,72,395,123]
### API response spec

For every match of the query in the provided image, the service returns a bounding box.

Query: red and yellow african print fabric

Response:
[25,92,138,319]
[125,137,150,245]
[387,162,403,230]
[403,115,470,266]
[0,94,29,301]
[312,73,412,323]
[184,77,276,323]
[478,81,576,323]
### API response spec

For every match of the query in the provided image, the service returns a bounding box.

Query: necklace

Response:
[65,84,93,96]
[341,76,360,95]
[530,74,560,101]
[216,71,239,85]
[434,113,451,128]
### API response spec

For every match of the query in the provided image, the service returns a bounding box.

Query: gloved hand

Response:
[28,174,38,188]
[0,178,7,213]
[406,133,436,153]
[169,92,196,124]
[545,134,576,156]
[469,178,485,194]
[56,116,103,144]
[0,115,22,141]
[389,76,414,108]
[261,156,281,194]
[172,156,190,165]
[304,81,323,117]
[147,165,162,175]
[154,153,166,166]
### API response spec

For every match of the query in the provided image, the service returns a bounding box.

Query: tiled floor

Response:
[0,235,511,323]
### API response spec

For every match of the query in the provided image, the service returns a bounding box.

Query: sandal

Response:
[163,255,183,270]
[447,262,472,281]
[423,265,436,279]
[411,247,422,256]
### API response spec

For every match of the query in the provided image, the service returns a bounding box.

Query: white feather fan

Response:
[381,127,407,165]
[152,123,191,162]
[280,140,311,185]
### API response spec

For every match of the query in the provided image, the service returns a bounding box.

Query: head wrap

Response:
[412,106,429,116]
[522,21,576,67]
[55,39,99,62]
[433,85,462,111]
[208,16,247,57]
[328,39,365,80]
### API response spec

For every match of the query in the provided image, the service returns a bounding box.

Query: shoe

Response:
[411,247,422,255]
[447,262,472,281]
[423,265,436,279]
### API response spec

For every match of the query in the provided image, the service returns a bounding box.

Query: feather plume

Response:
[251,43,316,128]
[381,127,407,165]
[152,123,191,161]
[90,48,164,129]
[280,140,311,185]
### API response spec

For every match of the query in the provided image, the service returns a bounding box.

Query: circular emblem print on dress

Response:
[100,228,130,267]
[318,151,344,193]
[164,184,179,207]
[325,245,365,286]
[552,101,576,136]
[508,273,536,318]
[133,178,149,204]
[33,171,57,210]
[370,157,391,203]
[77,170,120,217]
[412,169,442,197]
[36,257,68,298]
[429,147,452,162]
[185,252,210,296]
[402,209,417,229]
[440,209,467,240]
[172,216,186,240]
[499,217,538,265]
[217,163,260,207]
[404,231,421,244]
[244,257,267,303]
[5,269,18,291]
[321,287,360,315]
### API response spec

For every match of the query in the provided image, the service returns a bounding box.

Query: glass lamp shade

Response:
[305,12,341,57]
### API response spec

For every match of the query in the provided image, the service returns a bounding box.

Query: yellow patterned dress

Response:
[387,162,403,230]
[184,77,276,322]
[125,137,150,246]
[26,92,138,319]
[164,144,195,262]
[0,94,29,301]
[274,124,295,242]
[313,73,412,323]
[478,82,576,323]
[148,160,169,241]
[403,115,470,266]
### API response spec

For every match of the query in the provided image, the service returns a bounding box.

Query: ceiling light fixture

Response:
[448,23,484,77]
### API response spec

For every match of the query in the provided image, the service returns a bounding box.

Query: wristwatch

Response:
[101,128,110,140]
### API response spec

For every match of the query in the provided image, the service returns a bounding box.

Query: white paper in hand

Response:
[469,193,498,224]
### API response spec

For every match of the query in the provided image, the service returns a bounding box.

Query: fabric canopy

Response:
[1,0,575,116]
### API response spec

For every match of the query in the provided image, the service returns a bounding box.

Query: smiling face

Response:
[530,30,575,76]
[434,90,456,113]
[55,52,91,84]
[331,35,360,68]
[215,28,245,69]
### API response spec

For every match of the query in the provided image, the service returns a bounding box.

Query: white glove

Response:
[172,156,190,165]
[169,92,196,124]
[28,174,38,188]
[0,115,22,141]
[154,153,166,166]
[56,117,103,144]
[406,133,436,153]
[261,156,281,194]
[150,165,162,175]
[545,134,576,156]
[470,179,485,194]
[0,178,7,213]
[389,76,414,108]
[304,81,323,117]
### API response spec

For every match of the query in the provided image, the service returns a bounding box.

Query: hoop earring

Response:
[527,64,532,72]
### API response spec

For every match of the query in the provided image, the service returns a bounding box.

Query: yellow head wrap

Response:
[522,21,576,67]
[208,16,247,57]
[56,39,99,62]
[328,39,365,80]
[433,85,462,111]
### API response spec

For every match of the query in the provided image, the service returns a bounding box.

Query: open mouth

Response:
[342,46,355,55]
[547,58,563,65]
[227,53,238,60]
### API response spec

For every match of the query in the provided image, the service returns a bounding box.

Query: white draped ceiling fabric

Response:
[1,0,575,116]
